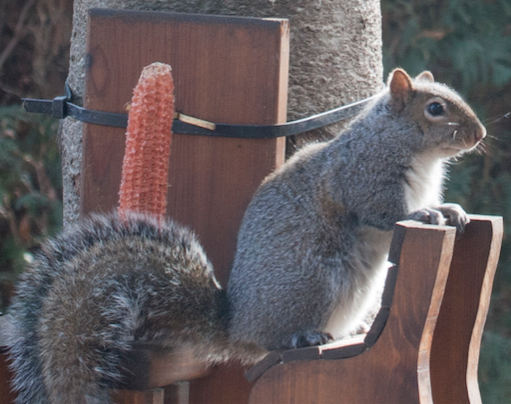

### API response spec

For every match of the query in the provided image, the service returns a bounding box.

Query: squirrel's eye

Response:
[427,102,444,116]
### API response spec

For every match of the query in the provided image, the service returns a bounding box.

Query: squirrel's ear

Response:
[416,71,435,82]
[388,68,413,112]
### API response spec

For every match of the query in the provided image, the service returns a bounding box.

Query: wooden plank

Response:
[248,221,456,404]
[82,9,289,404]
[117,345,209,391]
[164,382,189,404]
[245,351,284,384]
[0,316,16,404]
[430,216,503,404]
[0,352,16,404]
[111,388,164,404]
[82,9,288,285]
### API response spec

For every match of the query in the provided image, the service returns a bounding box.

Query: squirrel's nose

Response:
[474,125,486,143]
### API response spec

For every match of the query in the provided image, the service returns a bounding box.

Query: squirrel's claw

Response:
[437,203,470,234]
[407,208,446,226]
[407,203,469,234]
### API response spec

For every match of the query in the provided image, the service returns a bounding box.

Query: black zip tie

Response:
[22,82,380,138]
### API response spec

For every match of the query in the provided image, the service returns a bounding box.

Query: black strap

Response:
[22,84,379,138]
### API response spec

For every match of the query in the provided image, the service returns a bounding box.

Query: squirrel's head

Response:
[387,68,486,158]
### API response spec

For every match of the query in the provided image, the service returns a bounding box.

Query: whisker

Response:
[452,130,458,141]
[479,139,500,154]
[474,142,487,155]
[445,122,460,126]
[484,112,511,126]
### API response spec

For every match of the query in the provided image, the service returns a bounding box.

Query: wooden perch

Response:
[247,215,502,404]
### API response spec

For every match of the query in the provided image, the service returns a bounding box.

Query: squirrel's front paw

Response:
[437,203,470,233]
[286,330,333,349]
[407,204,469,233]
[407,208,446,226]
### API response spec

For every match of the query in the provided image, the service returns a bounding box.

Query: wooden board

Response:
[0,351,17,404]
[430,215,503,404]
[111,388,164,404]
[0,316,16,403]
[82,9,289,404]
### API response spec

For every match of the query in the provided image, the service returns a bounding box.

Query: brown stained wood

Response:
[111,388,164,404]
[430,215,503,404]
[117,345,210,391]
[248,221,456,404]
[0,352,16,404]
[82,9,288,285]
[164,382,190,404]
[82,9,289,404]
[245,351,284,384]
[282,334,367,363]
[320,341,367,361]
[282,345,321,363]
[0,316,16,404]
[363,306,391,347]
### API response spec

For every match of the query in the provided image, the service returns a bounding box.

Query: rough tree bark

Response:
[62,0,382,226]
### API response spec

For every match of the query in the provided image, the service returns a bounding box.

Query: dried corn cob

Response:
[118,62,175,221]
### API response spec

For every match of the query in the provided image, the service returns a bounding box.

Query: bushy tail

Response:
[8,297,49,404]
[35,293,133,404]
[7,278,130,404]
[6,218,130,404]
[6,212,227,403]
[7,224,79,403]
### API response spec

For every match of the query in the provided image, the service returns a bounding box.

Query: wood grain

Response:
[82,9,289,404]
[0,316,16,403]
[111,388,164,404]
[0,352,16,404]
[116,345,210,391]
[430,215,503,404]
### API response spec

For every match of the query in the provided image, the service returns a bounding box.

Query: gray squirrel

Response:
[6,68,485,403]
[227,68,486,349]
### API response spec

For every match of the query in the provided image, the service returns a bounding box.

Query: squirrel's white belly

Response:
[323,156,445,340]
[404,154,445,212]
[323,227,393,339]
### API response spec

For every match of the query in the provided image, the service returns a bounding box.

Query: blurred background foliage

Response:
[0,0,510,401]
[0,0,71,309]
[0,106,63,293]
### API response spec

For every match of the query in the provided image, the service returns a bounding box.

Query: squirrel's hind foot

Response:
[286,331,333,349]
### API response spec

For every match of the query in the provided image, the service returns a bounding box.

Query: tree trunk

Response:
[62,0,382,226]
